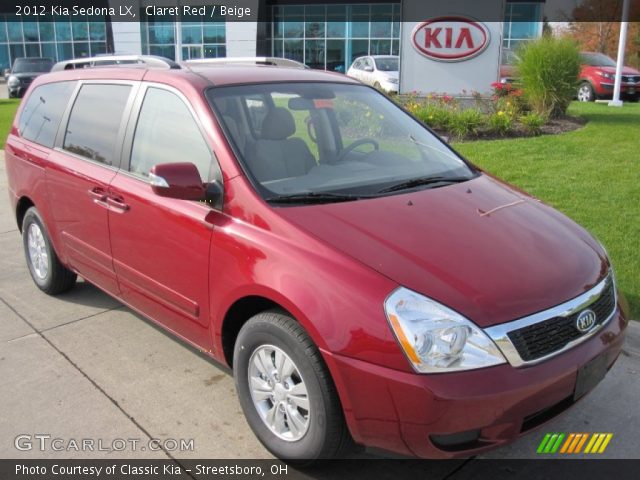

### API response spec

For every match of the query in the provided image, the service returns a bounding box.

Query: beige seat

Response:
[245,108,316,182]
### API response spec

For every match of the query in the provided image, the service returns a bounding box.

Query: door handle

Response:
[88,187,109,208]
[106,196,130,212]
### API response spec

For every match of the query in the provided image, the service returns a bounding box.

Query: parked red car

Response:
[4,55,628,462]
[578,52,639,102]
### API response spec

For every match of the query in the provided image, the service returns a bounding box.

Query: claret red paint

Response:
[4,56,627,462]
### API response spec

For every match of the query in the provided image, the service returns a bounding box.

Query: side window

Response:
[19,81,76,148]
[352,59,362,70]
[129,88,213,181]
[63,84,132,165]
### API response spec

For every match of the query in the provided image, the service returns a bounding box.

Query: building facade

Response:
[0,0,543,84]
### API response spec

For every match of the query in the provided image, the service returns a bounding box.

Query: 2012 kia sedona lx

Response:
[4,55,628,462]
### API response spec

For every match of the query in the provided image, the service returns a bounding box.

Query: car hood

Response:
[278,175,608,328]
[593,66,640,75]
[11,72,45,80]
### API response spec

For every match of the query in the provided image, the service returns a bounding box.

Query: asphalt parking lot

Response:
[1,151,639,476]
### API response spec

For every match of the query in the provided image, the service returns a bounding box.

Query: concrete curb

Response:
[623,320,640,357]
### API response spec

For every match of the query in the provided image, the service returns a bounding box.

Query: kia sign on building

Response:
[400,0,505,95]
[412,17,490,62]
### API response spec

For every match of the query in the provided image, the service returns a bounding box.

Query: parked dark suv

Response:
[4,55,628,462]
[6,57,54,98]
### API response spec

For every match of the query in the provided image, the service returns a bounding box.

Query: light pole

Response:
[609,0,630,107]
[175,0,183,62]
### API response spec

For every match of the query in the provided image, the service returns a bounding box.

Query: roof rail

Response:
[183,57,309,69]
[51,55,181,72]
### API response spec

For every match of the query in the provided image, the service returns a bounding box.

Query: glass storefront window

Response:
[57,43,73,61]
[284,40,304,63]
[305,39,325,69]
[89,21,107,42]
[72,21,89,41]
[41,43,57,60]
[141,5,226,61]
[55,21,72,41]
[0,44,9,71]
[9,44,25,63]
[23,22,39,42]
[38,20,54,42]
[7,21,23,43]
[74,42,90,58]
[270,3,400,73]
[25,44,40,57]
[503,2,542,50]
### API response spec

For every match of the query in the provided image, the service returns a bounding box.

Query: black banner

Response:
[2,459,640,480]
[0,0,639,23]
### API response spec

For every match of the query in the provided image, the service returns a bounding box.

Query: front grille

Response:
[507,280,616,362]
[624,75,640,84]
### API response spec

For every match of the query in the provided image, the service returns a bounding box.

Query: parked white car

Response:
[347,55,399,94]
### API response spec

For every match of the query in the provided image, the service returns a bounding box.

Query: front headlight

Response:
[597,71,615,80]
[385,288,506,373]
[8,76,20,87]
[387,77,399,84]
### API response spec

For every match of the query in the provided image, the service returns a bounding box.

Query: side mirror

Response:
[363,66,374,73]
[149,163,206,201]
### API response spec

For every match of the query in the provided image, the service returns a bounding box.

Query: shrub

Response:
[520,111,547,136]
[487,111,514,136]
[449,108,485,139]
[516,37,581,118]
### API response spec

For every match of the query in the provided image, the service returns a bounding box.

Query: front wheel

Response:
[233,311,352,462]
[577,82,595,102]
[22,207,77,295]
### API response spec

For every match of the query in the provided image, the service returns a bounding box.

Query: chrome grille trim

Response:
[484,272,616,368]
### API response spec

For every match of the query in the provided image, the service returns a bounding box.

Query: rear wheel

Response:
[233,311,352,463]
[577,82,595,102]
[22,207,77,295]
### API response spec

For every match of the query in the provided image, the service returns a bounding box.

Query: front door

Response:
[108,85,219,349]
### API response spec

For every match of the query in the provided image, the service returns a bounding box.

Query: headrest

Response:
[261,107,296,140]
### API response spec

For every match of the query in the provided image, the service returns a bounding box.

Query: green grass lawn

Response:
[0,98,637,317]
[455,102,640,319]
[0,99,20,149]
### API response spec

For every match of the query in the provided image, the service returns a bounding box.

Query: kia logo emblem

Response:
[576,310,597,333]
[411,16,490,62]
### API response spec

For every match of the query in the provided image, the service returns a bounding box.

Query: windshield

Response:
[581,53,617,67]
[12,58,53,74]
[374,57,398,72]
[207,83,475,202]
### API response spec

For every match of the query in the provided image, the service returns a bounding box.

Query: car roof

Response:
[34,63,361,89]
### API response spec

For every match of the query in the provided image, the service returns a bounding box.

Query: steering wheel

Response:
[337,138,379,162]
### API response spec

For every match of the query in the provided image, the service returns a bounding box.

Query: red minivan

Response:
[4,56,628,462]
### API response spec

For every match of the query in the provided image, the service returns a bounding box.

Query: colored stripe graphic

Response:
[539,433,614,454]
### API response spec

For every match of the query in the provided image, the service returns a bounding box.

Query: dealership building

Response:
[0,0,543,93]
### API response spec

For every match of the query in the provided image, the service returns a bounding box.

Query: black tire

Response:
[577,82,595,102]
[22,207,77,295]
[233,311,352,463]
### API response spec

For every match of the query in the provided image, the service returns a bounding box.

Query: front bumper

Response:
[595,81,639,97]
[378,80,399,94]
[324,304,627,458]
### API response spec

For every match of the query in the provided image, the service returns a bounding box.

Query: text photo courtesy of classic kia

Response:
[4,55,628,462]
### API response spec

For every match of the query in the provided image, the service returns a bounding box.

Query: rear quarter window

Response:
[19,81,76,148]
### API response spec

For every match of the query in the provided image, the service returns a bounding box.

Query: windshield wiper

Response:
[265,192,368,204]
[377,175,472,194]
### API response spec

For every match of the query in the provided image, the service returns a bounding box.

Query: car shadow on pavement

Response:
[54,279,123,310]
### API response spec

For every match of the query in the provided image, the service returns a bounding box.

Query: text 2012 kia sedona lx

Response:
[4,55,628,462]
